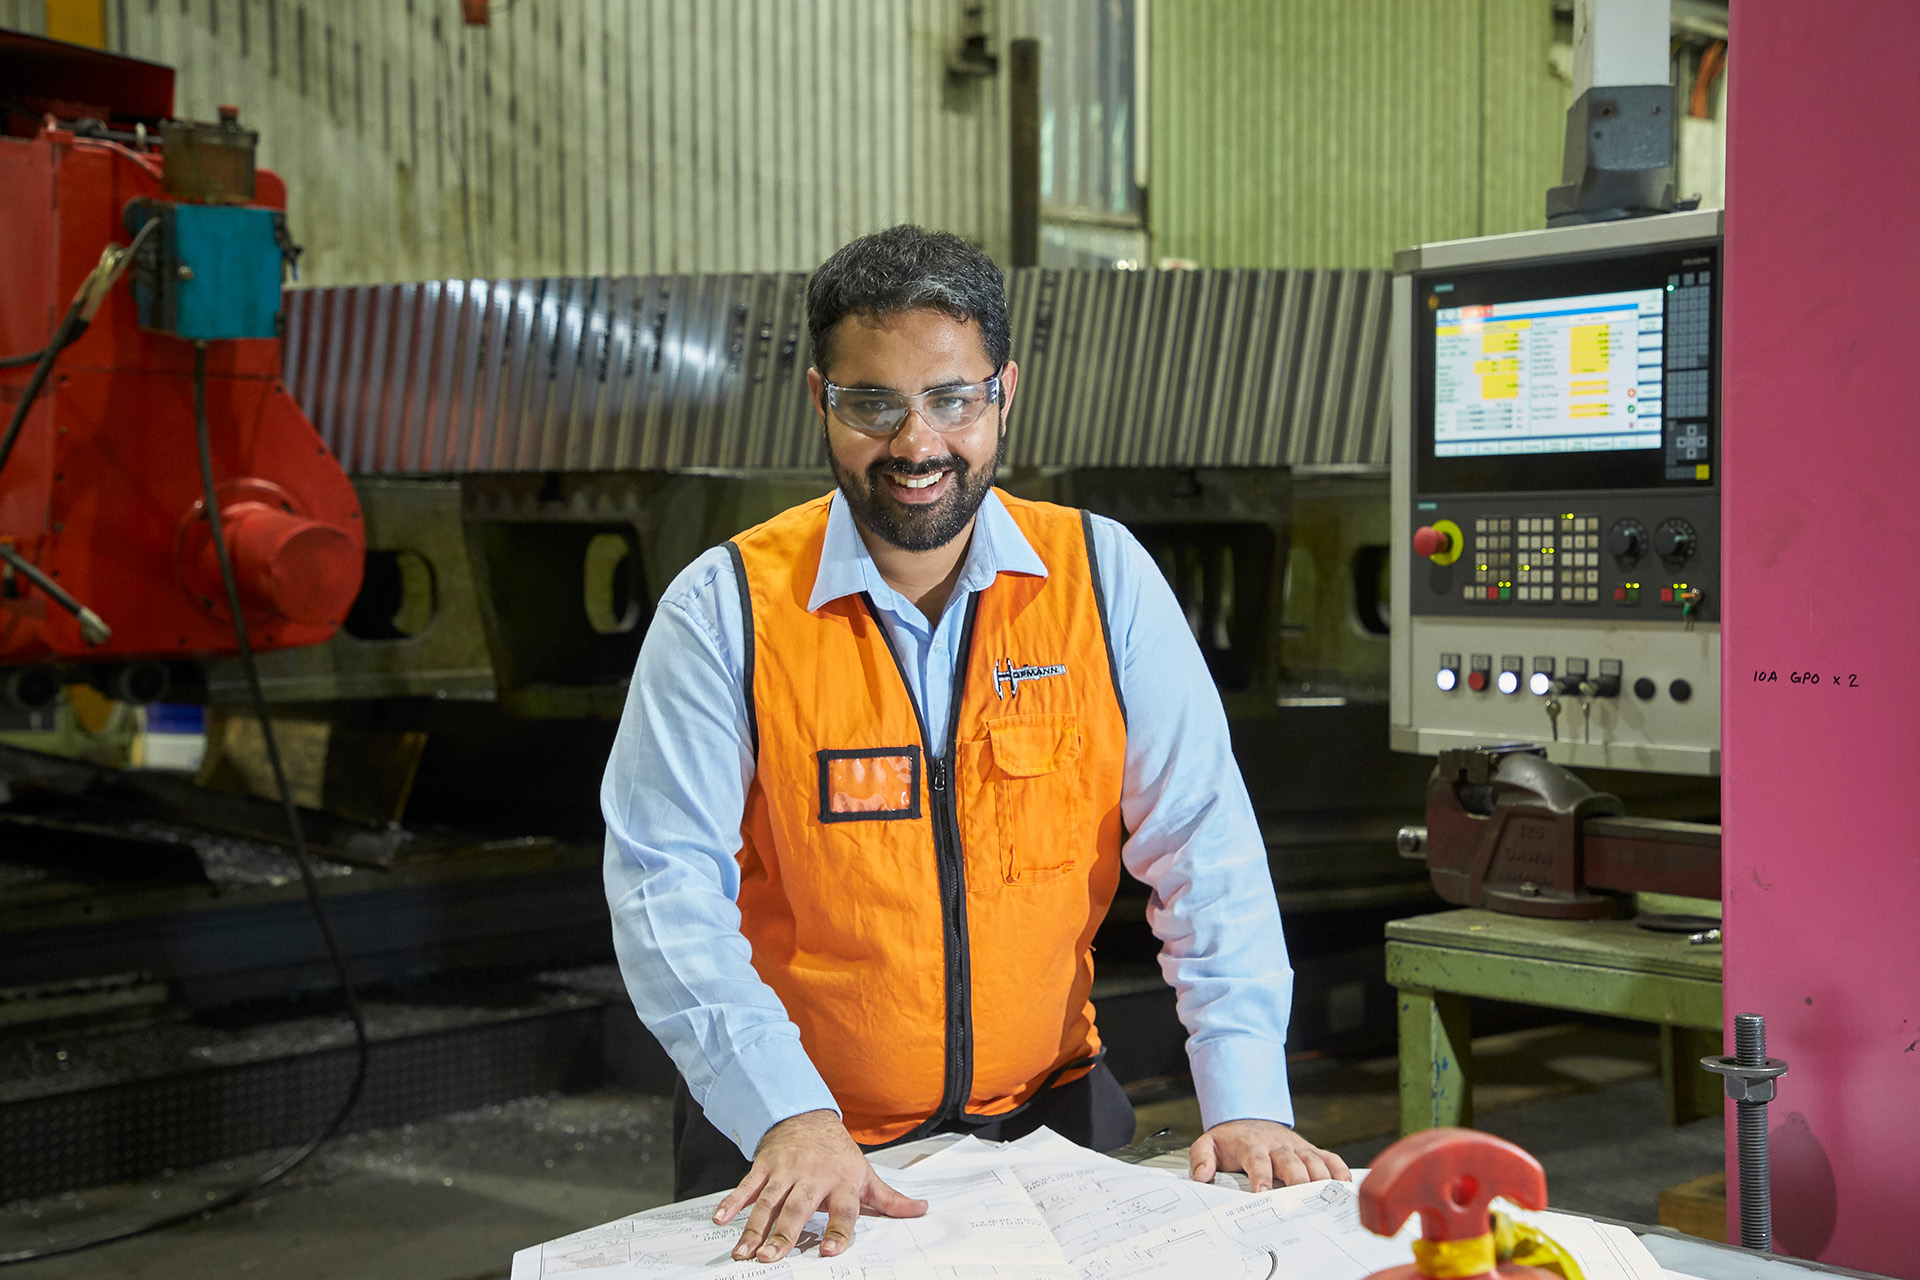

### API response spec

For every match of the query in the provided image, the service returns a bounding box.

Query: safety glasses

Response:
[823,370,1002,437]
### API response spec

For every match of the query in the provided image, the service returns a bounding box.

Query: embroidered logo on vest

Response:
[993,658,1068,699]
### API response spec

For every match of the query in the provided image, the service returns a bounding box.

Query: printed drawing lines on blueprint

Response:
[908,1128,1246,1262]
[510,1127,1666,1280]
[510,1162,1076,1279]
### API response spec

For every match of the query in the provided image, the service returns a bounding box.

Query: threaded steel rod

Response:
[1733,1012,1772,1251]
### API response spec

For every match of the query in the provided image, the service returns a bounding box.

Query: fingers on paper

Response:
[820,1187,860,1258]
[732,1181,789,1261]
[1245,1149,1276,1193]
[771,1179,838,1262]
[1188,1134,1218,1183]
[714,1168,768,1227]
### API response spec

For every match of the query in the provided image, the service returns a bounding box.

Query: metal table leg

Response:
[1397,985,1473,1134]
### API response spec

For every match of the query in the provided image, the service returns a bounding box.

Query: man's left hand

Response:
[1188,1119,1351,1191]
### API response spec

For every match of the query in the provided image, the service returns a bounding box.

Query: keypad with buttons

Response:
[1462,514,1603,604]
[1416,498,1719,624]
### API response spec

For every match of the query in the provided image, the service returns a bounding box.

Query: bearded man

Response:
[602,225,1346,1266]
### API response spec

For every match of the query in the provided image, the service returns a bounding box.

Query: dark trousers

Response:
[672,1062,1137,1200]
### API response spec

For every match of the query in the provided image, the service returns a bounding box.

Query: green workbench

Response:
[1386,908,1724,1134]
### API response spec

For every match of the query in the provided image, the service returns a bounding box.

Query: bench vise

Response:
[1396,745,1720,919]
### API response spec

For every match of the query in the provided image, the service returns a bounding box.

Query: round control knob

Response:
[1496,670,1521,696]
[1669,678,1693,703]
[1634,676,1657,700]
[1607,519,1647,563]
[1412,525,1452,559]
[1654,519,1697,566]
[1466,670,1488,693]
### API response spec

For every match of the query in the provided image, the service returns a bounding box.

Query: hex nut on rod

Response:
[1702,1011,1789,1253]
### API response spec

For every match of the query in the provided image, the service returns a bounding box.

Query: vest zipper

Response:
[858,592,979,1137]
[926,751,971,1125]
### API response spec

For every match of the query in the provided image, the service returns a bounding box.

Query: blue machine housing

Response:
[129,202,287,340]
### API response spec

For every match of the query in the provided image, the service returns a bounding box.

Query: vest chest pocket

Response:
[984,713,1085,884]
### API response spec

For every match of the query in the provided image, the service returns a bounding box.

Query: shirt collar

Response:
[807,487,1048,615]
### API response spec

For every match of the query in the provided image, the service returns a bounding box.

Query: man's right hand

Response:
[711,1110,928,1262]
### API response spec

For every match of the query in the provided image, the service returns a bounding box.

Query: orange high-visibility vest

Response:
[728,490,1129,1145]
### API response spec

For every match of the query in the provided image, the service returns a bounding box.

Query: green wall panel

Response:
[1151,0,1569,268]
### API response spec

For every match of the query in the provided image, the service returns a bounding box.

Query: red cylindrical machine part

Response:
[206,502,361,625]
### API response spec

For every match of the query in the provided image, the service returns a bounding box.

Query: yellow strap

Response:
[1491,1210,1588,1280]
[1411,1233,1496,1279]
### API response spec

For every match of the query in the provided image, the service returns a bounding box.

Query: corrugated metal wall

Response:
[1150,0,1569,268]
[0,0,46,32]
[283,266,1391,475]
[75,1,1578,280]
[101,0,1045,287]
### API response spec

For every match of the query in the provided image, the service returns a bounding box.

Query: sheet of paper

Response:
[909,1128,1247,1260]
[509,1162,1072,1280]
[1071,1178,1418,1280]
[510,1127,1667,1280]
[1500,1205,1669,1280]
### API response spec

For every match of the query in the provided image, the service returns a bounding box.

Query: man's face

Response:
[808,309,1016,554]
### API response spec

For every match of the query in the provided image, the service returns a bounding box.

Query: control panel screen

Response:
[1433,287,1664,458]
[1416,242,1717,494]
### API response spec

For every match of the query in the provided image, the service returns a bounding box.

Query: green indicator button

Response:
[1498,586,1511,600]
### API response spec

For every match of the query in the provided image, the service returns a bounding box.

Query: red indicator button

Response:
[1412,525,1452,559]
[1466,670,1488,692]
[1614,586,1627,602]
[1660,587,1675,603]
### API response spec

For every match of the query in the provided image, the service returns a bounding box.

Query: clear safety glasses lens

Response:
[826,376,1000,436]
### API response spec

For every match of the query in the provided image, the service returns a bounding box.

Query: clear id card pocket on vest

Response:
[816,747,922,823]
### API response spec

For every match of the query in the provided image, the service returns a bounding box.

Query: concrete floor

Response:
[0,1020,1723,1279]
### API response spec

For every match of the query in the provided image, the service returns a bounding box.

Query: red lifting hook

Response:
[1357,1128,1577,1280]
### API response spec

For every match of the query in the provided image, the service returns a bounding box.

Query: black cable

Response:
[0,347,373,1266]
[0,542,110,644]
[1,219,158,482]
[0,294,88,481]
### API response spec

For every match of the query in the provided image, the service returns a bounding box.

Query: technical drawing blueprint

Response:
[909,1130,1247,1260]
[510,1128,1664,1279]
[508,1163,1073,1279]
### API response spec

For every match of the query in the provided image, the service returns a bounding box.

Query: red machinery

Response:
[0,31,361,704]
[1359,1128,1576,1280]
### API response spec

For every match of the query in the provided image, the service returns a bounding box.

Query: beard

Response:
[828,424,1005,553]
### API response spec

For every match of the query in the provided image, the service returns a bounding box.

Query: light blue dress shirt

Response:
[601,488,1295,1156]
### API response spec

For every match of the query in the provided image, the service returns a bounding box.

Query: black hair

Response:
[805,224,1010,379]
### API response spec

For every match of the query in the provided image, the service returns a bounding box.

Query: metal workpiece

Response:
[283,267,1393,476]
[1702,1011,1789,1252]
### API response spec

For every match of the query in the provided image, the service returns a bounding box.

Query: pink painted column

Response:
[1722,2,1920,1272]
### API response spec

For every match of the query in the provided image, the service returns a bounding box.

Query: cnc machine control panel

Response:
[1390,212,1723,776]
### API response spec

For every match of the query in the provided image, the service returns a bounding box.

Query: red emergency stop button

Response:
[1413,525,1452,558]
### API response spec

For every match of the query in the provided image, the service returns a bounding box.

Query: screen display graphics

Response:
[1433,287,1663,458]
[1415,242,1718,494]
